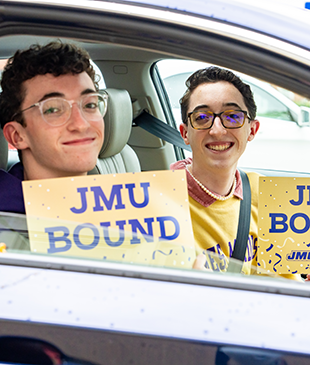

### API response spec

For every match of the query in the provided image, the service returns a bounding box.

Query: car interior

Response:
[1,29,310,262]
[89,88,141,175]
[0,36,182,174]
[1,32,310,177]
[0,3,309,274]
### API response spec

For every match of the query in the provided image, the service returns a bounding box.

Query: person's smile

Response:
[62,137,97,146]
[205,141,234,152]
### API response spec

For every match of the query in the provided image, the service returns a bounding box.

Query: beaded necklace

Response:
[186,165,236,201]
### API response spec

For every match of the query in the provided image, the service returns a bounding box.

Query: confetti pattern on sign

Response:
[22,170,196,269]
[258,176,310,274]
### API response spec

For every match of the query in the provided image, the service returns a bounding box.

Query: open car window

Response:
[157,59,310,175]
[0,53,309,290]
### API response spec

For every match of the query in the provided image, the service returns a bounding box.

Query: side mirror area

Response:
[215,346,288,365]
[298,106,310,126]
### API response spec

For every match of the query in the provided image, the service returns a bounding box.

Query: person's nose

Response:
[67,103,90,131]
[209,116,227,136]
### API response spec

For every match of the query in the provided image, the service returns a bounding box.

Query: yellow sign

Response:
[258,176,310,275]
[22,170,195,268]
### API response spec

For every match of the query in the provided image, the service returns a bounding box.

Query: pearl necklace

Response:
[186,165,236,201]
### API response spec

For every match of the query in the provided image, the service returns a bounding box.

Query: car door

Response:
[1,2,310,365]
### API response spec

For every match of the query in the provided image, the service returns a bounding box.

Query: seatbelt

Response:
[133,110,192,152]
[227,170,252,273]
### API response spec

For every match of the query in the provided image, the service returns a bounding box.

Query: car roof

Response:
[3,1,310,93]
[121,0,310,48]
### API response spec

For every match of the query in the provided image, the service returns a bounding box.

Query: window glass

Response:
[248,83,296,121]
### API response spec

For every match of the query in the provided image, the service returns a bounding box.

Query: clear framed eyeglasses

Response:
[12,92,108,126]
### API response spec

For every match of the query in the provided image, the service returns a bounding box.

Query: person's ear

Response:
[180,123,190,145]
[3,122,29,150]
[247,119,260,142]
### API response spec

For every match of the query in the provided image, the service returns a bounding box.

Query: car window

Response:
[1,56,307,283]
[247,83,297,122]
[157,59,310,174]
[162,72,297,122]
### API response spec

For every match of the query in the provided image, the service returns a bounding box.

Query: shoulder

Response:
[0,163,25,214]
[242,171,261,205]
[240,170,261,187]
[8,162,24,180]
[0,163,23,191]
[170,157,192,170]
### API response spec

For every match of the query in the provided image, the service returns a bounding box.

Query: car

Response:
[1,1,310,364]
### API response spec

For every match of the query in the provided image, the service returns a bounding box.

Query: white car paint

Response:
[1,257,309,355]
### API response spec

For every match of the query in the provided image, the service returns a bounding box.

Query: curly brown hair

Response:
[180,66,257,125]
[0,41,98,128]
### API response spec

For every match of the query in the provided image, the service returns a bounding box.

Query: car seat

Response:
[89,88,141,175]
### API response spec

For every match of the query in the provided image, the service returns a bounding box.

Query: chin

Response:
[69,160,97,175]
[210,161,233,170]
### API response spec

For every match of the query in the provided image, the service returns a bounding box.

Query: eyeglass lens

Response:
[190,110,246,129]
[40,94,107,126]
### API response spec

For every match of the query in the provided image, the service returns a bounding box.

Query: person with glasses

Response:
[171,66,301,280]
[0,41,107,214]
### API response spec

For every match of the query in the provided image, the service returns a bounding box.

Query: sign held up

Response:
[258,176,310,275]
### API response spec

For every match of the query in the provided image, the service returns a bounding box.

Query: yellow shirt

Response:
[170,158,301,281]
[190,172,258,275]
[190,173,301,281]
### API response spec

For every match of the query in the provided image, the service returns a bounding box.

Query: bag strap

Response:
[227,170,251,273]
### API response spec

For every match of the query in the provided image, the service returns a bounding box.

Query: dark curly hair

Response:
[180,66,257,125]
[0,41,98,128]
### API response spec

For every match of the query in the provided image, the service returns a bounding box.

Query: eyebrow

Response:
[224,102,244,110]
[37,88,97,103]
[191,102,244,112]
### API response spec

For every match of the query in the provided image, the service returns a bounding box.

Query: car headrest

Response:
[0,128,8,170]
[98,88,133,159]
